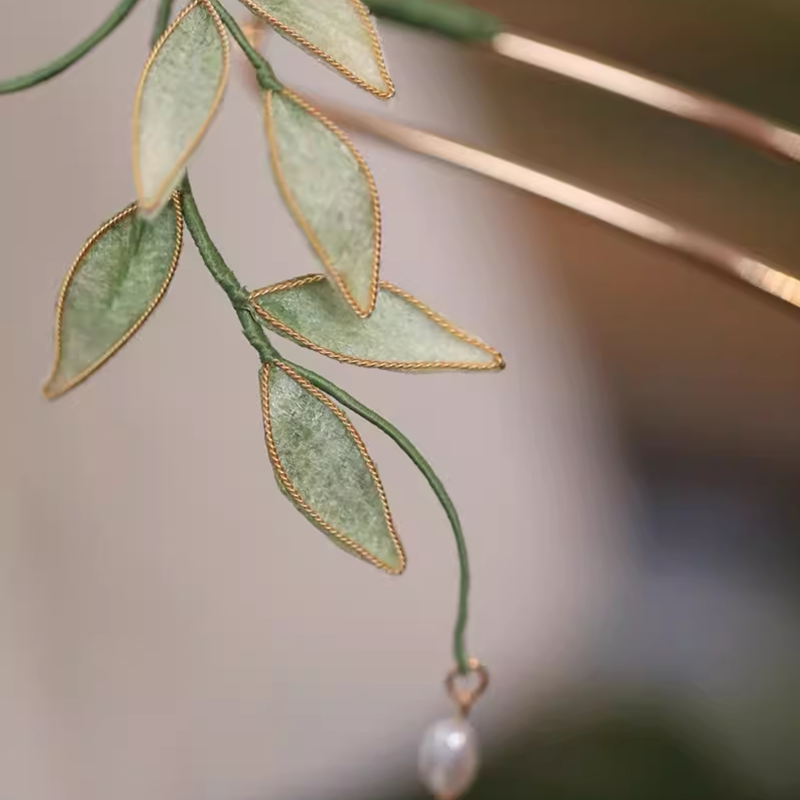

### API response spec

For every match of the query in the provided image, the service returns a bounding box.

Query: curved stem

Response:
[182,175,472,672]
[207,0,282,91]
[182,172,472,672]
[0,0,142,94]
[287,361,472,675]
[181,180,280,364]
[170,0,471,673]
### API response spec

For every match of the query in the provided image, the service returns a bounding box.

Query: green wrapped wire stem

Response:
[0,0,143,94]
[365,0,501,42]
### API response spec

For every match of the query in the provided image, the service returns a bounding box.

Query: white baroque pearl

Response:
[418,717,479,799]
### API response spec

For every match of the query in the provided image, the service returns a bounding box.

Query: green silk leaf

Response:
[239,0,393,98]
[264,90,381,318]
[133,0,229,217]
[260,362,406,574]
[43,197,183,399]
[250,274,504,371]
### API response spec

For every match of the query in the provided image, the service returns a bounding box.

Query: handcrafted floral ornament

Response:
[7,1,501,797]
[260,361,406,573]
[43,195,183,399]
[238,0,394,98]
[10,0,800,795]
[133,0,230,216]
[250,274,504,370]
[264,89,381,317]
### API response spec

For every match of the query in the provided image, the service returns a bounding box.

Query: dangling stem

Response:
[0,0,143,94]
[287,362,472,675]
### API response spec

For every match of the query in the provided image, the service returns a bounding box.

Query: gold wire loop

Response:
[445,659,489,717]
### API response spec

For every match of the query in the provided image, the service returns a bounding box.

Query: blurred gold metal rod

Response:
[490,32,800,165]
[367,2,800,162]
[238,14,800,312]
[318,102,800,312]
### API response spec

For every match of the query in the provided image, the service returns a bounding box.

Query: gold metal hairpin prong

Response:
[489,31,800,166]
[307,101,800,315]
[232,21,800,315]
[241,13,267,51]
[445,658,489,718]
[239,14,268,93]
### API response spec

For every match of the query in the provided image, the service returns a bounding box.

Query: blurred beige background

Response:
[0,3,636,800]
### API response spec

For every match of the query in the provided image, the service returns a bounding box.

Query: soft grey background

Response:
[0,4,634,800]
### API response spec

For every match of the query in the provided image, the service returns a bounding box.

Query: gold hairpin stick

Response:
[240,13,800,315]
[489,31,800,166]
[309,102,800,313]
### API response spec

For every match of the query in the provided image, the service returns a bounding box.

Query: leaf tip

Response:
[40,369,85,401]
[347,278,379,319]
[41,380,59,402]
[383,545,407,575]
[373,76,395,101]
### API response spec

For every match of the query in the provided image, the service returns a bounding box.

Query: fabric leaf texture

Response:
[239,0,393,98]
[250,274,504,371]
[43,197,183,399]
[133,0,229,216]
[264,90,381,317]
[260,361,405,573]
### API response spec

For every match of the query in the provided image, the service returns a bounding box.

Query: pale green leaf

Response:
[240,0,393,98]
[250,274,504,371]
[264,90,381,317]
[133,0,229,217]
[43,197,183,399]
[260,361,405,573]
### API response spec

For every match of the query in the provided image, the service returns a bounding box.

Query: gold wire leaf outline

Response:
[240,0,394,99]
[250,274,505,371]
[42,193,184,400]
[131,0,230,215]
[264,89,382,318]
[260,360,407,574]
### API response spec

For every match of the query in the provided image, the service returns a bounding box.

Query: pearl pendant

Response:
[418,716,479,800]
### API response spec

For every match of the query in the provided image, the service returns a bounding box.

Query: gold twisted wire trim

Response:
[250,274,505,371]
[240,0,394,99]
[260,361,407,575]
[42,193,184,400]
[263,89,382,318]
[132,0,230,215]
